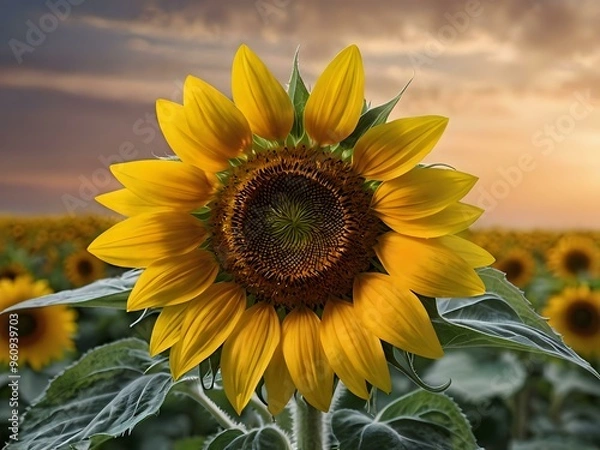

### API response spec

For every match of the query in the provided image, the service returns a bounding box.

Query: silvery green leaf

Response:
[1,270,139,313]
[6,338,172,450]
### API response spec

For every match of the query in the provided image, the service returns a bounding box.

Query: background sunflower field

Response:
[1,217,599,449]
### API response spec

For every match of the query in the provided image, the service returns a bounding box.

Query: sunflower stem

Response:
[189,380,246,432]
[249,393,273,425]
[295,398,324,450]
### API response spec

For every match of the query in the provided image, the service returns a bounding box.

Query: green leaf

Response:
[287,47,310,139]
[432,268,600,379]
[227,427,291,450]
[205,430,245,450]
[379,390,479,449]
[6,338,173,450]
[331,391,479,450]
[544,362,600,399]
[205,427,290,450]
[339,77,412,149]
[1,270,139,313]
[424,350,527,402]
[330,410,374,450]
[560,404,600,440]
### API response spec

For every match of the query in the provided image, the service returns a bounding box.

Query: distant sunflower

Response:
[64,249,106,287]
[89,45,493,414]
[494,248,536,288]
[9,223,26,241]
[543,286,600,358]
[0,276,77,371]
[0,262,29,281]
[547,235,600,279]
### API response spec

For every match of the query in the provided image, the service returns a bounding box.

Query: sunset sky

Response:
[1,0,599,228]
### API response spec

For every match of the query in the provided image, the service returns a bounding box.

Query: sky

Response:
[1,0,599,229]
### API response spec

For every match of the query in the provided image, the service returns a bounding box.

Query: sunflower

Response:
[543,286,600,358]
[546,235,600,280]
[494,248,536,288]
[0,276,77,371]
[0,262,29,281]
[89,45,493,414]
[64,249,107,287]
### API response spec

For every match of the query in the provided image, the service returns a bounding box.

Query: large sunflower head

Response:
[546,235,600,280]
[64,249,107,287]
[494,248,536,288]
[0,276,78,371]
[89,45,493,414]
[543,286,600,358]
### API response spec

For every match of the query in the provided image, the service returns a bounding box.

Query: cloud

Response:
[0,68,181,103]
[1,0,599,228]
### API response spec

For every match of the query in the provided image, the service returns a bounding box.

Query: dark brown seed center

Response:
[501,258,524,282]
[564,250,591,275]
[210,147,380,307]
[77,259,94,277]
[566,300,600,336]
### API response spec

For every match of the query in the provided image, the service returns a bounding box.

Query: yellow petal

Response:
[88,212,206,268]
[110,160,213,211]
[353,273,443,359]
[170,282,246,380]
[232,45,294,140]
[127,249,219,311]
[438,235,495,268]
[221,302,280,415]
[183,76,252,163]
[264,342,295,415]
[149,303,188,356]
[372,167,478,220]
[156,99,231,173]
[353,116,449,181]
[375,232,486,298]
[304,45,364,145]
[321,299,391,398]
[96,189,173,217]
[282,308,334,412]
[378,202,483,238]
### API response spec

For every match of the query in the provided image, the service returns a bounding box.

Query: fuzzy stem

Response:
[249,393,274,425]
[188,380,246,431]
[295,399,324,450]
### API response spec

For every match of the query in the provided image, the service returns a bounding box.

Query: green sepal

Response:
[384,344,451,393]
[199,347,223,390]
[340,76,413,150]
[287,47,310,139]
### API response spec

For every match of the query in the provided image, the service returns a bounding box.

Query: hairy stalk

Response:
[295,399,324,450]
[249,393,274,425]
[188,380,246,431]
